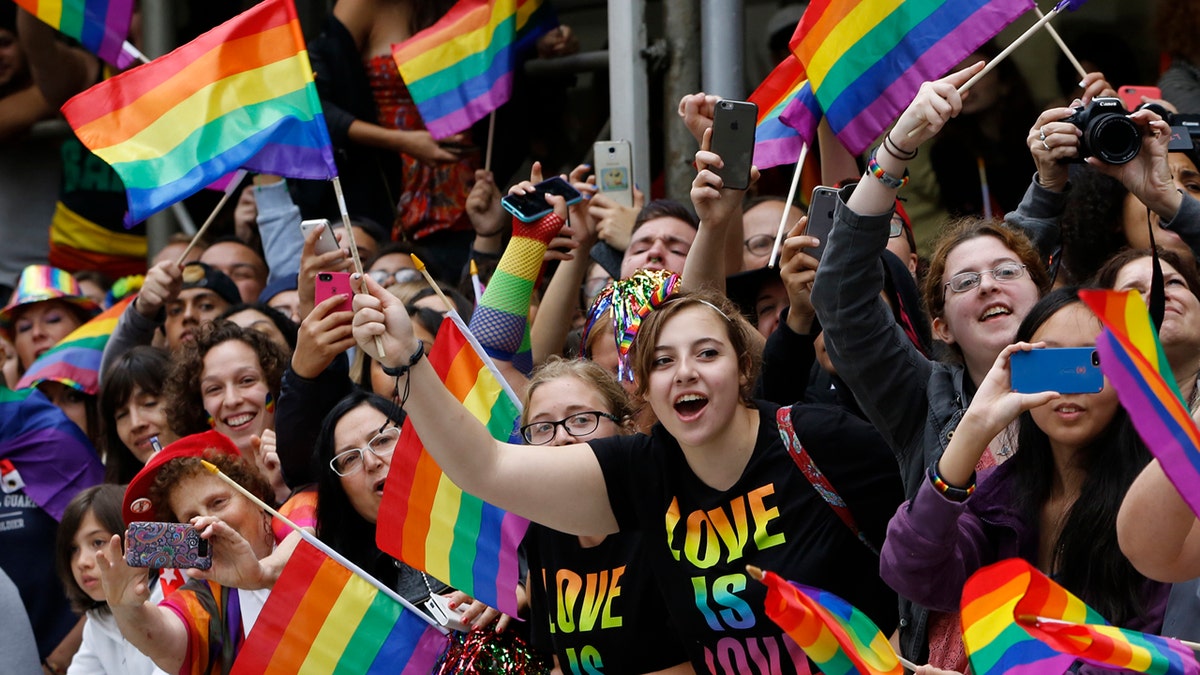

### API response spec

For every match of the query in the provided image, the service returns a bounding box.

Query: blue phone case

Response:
[1010,347,1104,395]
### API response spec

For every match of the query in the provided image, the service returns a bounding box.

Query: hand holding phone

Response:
[1010,347,1104,395]
[299,219,340,257]
[710,100,758,191]
[594,140,634,207]
[803,186,838,261]
[125,522,212,570]
[314,271,354,312]
[501,176,584,223]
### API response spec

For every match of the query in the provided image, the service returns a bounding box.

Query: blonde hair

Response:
[523,357,637,426]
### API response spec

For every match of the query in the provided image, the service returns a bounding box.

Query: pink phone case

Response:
[314,272,354,313]
[125,522,212,569]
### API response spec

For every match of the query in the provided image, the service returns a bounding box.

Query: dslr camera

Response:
[1062,97,1141,164]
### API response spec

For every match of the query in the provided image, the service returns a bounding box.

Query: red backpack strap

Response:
[776,405,879,556]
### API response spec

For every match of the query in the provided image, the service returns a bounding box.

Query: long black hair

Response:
[1008,287,1152,624]
[98,346,171,484]
[313,391,406,585]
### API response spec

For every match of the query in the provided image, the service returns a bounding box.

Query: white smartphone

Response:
[593,140,634,207]
[299,219,340,256]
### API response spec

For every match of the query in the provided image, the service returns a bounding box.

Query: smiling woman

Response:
[350,272,904,675]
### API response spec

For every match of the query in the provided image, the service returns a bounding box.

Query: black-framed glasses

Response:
[744,234,775,257]
[370,268,423,287]
[944,262,1028,294]
[889,216,905,239]
[329,425,401,476]
[520,411,620,445]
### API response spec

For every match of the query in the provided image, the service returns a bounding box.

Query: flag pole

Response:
[122,41,151,65]
[746,565,922,672]
[1034,7,1087,81]
[484,111,497,173]
[199,460,448,634]
[411,254,457,313]
[333,176,386,357]
[175,170,247,266]
[906,6,1062,138]
[768,143,808,269]
[1021,615,1200,652]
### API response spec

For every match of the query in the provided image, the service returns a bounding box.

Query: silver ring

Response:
[1042,139,1051,151]
[1038,129,1046,142]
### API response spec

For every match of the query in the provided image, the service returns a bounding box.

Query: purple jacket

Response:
[880,460,1170,638]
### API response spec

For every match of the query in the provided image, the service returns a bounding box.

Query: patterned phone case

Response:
[124,522,212,570]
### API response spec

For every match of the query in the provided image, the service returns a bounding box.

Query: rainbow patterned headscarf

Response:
[580,269,681,381]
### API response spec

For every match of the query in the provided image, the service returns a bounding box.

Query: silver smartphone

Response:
[593,140,634,207]
[299,219,340,256]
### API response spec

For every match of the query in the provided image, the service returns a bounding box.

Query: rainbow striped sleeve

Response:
[14,0,136,68]
[230,540,445,675]
[761,570,902,675]
[392,0,556,139]
[60,0,337,227]
[786,0,1033,154]
[376,310,529,617]
[964,559,1199,675]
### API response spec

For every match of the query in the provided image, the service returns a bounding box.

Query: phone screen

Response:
[501,177,583,222]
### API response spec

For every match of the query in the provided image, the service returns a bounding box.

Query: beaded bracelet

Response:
[867,150,910,189]
[928,464,975,502]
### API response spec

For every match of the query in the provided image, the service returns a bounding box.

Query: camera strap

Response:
[1146,206,1166,331]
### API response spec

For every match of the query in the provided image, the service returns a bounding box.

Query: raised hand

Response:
[297,222,351,321]
[95,534,150,608]
[1028,105,1083,192]
[351,274,419,368]
[135,260,184,318]
[292,293,356,378]
[894,60,985,149]
[778,217,821,334]
[678,92,720,145]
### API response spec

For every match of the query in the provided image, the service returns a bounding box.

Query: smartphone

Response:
[1118,85,1162,111]
[125,522,212,570]
[593,140,634,207]
[299,219,340,256]
[425,593,472,632]
[804,186,838,261]
[1010,347,1104,395]
[711,99,758,191]
[501,176,584,223]
[314,271,354,312]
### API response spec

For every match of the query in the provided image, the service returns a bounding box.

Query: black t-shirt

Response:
[590,402,903,675]
[524,526,689,674]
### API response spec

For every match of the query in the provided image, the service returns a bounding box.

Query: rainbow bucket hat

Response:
[0,265,100,334]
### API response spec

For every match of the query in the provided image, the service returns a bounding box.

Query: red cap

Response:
[122,430,240,526]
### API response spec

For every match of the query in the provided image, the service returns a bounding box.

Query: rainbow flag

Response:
[781,0,1034,155]
[14,0,136,69]
[964,559,1199,675]
[60,0,337,226]
[376,310,528,617]
[0,386,103,520]
[759,569,902,675]
[231,539,445,675]
[1080,289,1200,520]
[748,55,810,170]
[392,0,557,139]
[17,296,133,395]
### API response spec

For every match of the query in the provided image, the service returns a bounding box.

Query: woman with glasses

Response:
[519,357,693,675]
[810,64,1056,667]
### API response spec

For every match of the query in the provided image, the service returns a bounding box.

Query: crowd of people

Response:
[8,0,1200,674]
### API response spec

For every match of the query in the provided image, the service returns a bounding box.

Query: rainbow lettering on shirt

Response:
[547,566,626,634]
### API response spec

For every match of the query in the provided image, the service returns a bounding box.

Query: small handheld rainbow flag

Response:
[60,0,337,226]
[230,539,446,675]
[782,0,1034,155]
[748,55,810,170]
[754,566,906,675]
[963,559,1200,675]
[1079,289,1200,520]
[17,296,134,395]
[376,310,529,617]
[14,0,137,69]
[391,0,557,139]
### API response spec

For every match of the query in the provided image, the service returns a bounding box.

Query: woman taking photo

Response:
[351,267,903,675]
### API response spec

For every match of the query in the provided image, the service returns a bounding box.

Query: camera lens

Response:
[318,273,331,281]
[1087,114,1140,164]
[608,147,615,154]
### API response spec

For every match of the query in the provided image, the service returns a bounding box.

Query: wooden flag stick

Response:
[907,7,1061,138]
[484,111,497,173]
[122,41,151,65]
[199,460,446,633]
[1034,7,1087,80]
[175,169,247,266]
[768,143,808,269]
[332,175,386,358]
[746,565,922,672]
[410,254,457,313]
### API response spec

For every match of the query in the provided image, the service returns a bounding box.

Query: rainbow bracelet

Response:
[928,464,975,501]
[868,150,910,189]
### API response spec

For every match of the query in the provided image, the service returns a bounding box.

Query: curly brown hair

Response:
[629,289,761,407]
[921,218,1051,357]
[146,451,274,522]
[164,321,287,438]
